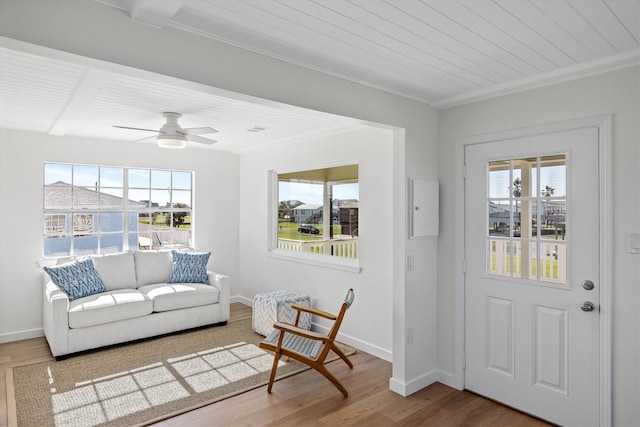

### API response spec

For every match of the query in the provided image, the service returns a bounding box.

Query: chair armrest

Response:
[291,304,337,320]
[273,321,330,343]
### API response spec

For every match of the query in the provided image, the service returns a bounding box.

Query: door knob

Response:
[581,301,595,312]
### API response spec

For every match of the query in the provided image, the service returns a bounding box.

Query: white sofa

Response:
[43,250,230,358]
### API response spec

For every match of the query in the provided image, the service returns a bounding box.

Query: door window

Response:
[487,155,567,285]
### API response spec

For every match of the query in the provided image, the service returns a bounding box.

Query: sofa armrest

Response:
[207,271,230,321]
[43,279,70,357]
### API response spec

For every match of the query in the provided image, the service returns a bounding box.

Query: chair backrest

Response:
[326,289,354,342]
[344,288,355,308]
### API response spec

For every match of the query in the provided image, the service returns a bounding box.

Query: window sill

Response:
[266,249,362,273]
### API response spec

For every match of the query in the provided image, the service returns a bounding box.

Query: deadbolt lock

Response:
[582,280,595,290]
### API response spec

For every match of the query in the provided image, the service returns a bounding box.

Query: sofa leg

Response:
[213,321,228,327]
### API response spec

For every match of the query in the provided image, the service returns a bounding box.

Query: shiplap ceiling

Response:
[0,41,363,152]
[98,0,640,106]
[1,0,639,151]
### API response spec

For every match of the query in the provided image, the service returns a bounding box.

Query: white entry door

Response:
[464,124,603,426]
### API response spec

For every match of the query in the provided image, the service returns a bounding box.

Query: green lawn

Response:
[137,214,191,229]
[278,222,341,240]
[489,254,559,279]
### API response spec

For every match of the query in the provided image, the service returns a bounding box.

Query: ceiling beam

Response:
[130,0,187,28]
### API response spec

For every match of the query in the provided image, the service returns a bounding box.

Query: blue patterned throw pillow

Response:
[44,258,107,301]
[167,251,211,284]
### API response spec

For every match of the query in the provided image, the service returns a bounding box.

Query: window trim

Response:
[485,155,568,286]
[266,161,361,273]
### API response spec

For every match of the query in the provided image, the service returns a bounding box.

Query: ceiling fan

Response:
[114,112,218,149]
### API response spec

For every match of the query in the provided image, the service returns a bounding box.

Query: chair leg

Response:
[315,364,349,397]
[267,352,282,393]
[331,343,354,369]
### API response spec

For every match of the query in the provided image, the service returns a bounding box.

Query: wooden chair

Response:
[259,288,355,397]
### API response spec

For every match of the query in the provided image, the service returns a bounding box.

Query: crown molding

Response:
[431,50,640,110]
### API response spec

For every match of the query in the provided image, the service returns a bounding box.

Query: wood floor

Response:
[0,303,550,427]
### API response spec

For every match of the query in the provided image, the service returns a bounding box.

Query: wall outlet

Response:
[407,327,415,344]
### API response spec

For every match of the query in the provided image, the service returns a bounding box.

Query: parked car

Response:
[298,224,320,234]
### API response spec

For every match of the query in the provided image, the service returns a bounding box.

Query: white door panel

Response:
[465,126,600,426]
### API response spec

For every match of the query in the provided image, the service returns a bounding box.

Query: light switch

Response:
[629,233,640,254]
[407,254,415,271]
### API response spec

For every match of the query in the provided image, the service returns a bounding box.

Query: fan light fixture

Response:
[157,135,187,149]
[114,112,218,148]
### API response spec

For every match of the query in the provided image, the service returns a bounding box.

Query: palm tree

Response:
[541,185,556,229]
[541,185,555,197]
[511,177,522,197]
[511,178,522,231]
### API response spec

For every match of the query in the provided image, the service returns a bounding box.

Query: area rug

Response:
[6,318,355,427]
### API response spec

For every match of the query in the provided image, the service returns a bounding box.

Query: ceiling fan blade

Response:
[113,125,159,132]
[133,135,158,143]
[187,135,217,145]
[182,127,218,135]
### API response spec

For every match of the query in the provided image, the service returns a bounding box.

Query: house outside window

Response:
[44,214,66,237]
[43,163,193,258]
[292,204,322,223]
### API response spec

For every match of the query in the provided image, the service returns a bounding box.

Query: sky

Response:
[279,182,359,205]
[489,165,566,199]
[44,163,192,207]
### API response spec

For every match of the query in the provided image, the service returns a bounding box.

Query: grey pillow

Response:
[91,251,137,291]
[133,251,173,287]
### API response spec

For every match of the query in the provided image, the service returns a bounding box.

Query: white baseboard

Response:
[231,295,252,306]
[436,369,463,390]
[311,322,392,362]
[0,328,43,344]
[233,295,392,362]
[389,369,438,396]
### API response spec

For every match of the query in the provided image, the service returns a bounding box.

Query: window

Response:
[487,155,567,285]
[270,163,360,272]
[43,163,193,258]
[44,214,66,236]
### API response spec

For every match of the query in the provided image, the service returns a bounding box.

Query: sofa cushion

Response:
[133,251,173,287]
[56,256,76,266]
[138,283,219,312]
[68,289,153,328]
[43,258,107,301]
[90,251,137,291]
[167,251,211,284]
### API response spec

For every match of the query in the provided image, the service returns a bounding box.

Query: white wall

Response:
[0,0,439,395]
[437,66,640,426]
[0,129,240,341]
[238,127,394,358]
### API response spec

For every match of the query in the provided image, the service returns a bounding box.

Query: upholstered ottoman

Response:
[252,290,312,336]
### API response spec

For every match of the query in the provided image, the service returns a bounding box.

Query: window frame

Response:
[43,162,194,259]
[266,161,361,273]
